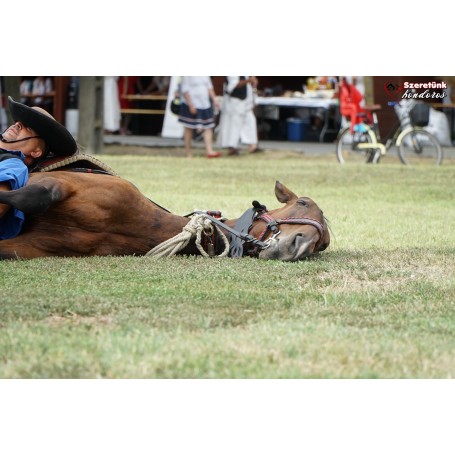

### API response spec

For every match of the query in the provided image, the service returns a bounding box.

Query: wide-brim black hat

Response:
[8,96,77,156]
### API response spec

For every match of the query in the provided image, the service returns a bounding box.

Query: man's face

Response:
[1,121,44,160]
[2,121,39,143]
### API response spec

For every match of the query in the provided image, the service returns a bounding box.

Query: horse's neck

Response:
[148,203,259,255]
[149,205,242,256]
[150,204,189,238]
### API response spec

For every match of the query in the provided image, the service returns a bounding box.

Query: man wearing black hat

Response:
[0,96,77,239]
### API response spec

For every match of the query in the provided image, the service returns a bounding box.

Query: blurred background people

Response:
[19,77,54,112]
[33,76,54,113]
[133,76,171,135]
[20,77,33,105]
[135,76,170,96]
[151,76,170,95]
[217,76,259,155]
[178,76,221,158]
[118,76,138,135]
[32,76,46,107]
[104,76,121,134]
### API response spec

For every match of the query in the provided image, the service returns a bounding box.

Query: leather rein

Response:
[191,200,325,258]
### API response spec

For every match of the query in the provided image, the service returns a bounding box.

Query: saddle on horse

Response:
[31,152,118,176]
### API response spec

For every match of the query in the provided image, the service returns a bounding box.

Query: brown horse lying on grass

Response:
[0,171,330,261]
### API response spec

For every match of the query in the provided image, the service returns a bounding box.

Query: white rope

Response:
[145,214,230,258]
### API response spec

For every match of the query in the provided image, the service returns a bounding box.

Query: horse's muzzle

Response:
[258,232,319,261]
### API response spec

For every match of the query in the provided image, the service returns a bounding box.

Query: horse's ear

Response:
[275,181,298,203]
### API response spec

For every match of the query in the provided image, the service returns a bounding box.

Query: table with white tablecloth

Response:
[254,96,340,142]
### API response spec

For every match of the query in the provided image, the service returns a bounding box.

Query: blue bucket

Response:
[287,118,307,141]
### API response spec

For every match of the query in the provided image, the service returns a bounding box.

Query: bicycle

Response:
[335,100,443,165]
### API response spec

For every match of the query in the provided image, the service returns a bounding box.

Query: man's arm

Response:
[0,182,57,216]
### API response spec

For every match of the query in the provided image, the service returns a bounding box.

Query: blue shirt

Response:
[0,149,29,240]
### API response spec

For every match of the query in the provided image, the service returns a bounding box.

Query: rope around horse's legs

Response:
[145,214,230,258]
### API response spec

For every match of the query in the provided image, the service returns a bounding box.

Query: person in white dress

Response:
[104,76,121,134]
[217,76,259,155]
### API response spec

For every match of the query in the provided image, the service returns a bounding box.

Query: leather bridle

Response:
[192,201,326,258]
[246,209,326,257]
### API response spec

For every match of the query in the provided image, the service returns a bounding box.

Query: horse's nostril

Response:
[292,234,304,249]
[293,233,304,244]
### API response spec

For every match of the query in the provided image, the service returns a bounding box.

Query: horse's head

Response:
[248,181,330,261]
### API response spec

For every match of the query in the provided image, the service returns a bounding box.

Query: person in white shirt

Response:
[178,76,221,158]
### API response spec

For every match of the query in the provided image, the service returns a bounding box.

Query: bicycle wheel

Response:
[336,126,378,164]
[398,129,443,165]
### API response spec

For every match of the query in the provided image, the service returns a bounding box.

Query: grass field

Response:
[1,148,454,378]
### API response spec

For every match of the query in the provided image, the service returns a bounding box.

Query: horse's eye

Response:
[297,199,308,206]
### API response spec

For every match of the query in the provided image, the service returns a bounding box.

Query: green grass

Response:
[1,149,455,378]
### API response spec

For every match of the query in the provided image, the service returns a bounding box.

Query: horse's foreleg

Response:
[0,181,62,215]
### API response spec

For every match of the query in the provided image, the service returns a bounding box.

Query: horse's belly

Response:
[0,228,151,259]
